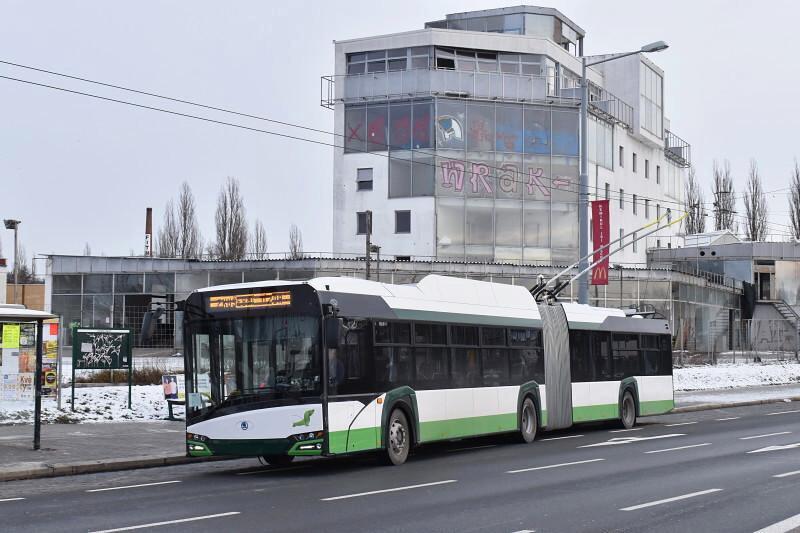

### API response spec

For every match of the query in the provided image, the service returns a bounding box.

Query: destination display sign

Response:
[207,291,292,311]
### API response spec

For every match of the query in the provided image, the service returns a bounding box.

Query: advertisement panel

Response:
[591,200,610,286]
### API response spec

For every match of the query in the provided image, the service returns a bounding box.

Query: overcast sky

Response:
[1,0,798,269]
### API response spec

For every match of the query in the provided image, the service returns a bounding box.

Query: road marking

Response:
[773,470,800,478]
[0,497,25,502]
[446,444,497,453]
[609,428,643,433]
[715,417,740,421]
[511,530,535,533]
[0,436,27,441]
[89,512,240,532]
[645,443,712,454]
[507,458,605,474]
[619,488,722,512]
[748,443,800,454]
[739,432,791,440]
[754,512,800,533]
[541,434,584,441]
[579,434,685,448]
[236,465,311,476]
[321,480,457,501]
[664,422,697,427]
[86,480,181,492]
[765,409,800,416]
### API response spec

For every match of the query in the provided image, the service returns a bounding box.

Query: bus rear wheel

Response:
[519,397,538,443]
[620,391,637,429]
[384,409,411,466]
[261,454,294,467]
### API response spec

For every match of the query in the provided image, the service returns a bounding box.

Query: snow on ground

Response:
[3,362,800,424]
[0,385,183,425]
[674,362,800,391]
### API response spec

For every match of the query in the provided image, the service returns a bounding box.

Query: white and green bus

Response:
[183,275,673,466]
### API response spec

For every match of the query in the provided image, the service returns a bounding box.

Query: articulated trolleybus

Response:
[183,275,673,466]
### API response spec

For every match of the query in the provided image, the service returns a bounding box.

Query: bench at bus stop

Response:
[166,399,185,421]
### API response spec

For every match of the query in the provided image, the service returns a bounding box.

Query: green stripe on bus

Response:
[393,309,540,327]
[639,399,674,416]
[572,399,674,422]
[328,427,380,454]
[572,404,619,422]
[419,413,518,442]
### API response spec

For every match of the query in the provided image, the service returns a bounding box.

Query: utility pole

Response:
[365,210,372,280]
[4,219,21,304]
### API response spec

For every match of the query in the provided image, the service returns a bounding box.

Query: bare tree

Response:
[177,182,203,258]
[289,224,304,259]
[213,177,249,260]
[683,167,707,234]
[83,242,92,256]
[712,160,737,233]
[7,244,37,283]
[250,219,268,259]
[790,160,800,240]
[157,199,179,258]
[743,160,768,241]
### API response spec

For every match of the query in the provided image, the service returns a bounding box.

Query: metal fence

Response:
[674,318,800,366]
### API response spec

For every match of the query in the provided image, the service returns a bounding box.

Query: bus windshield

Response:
[186,314,321,417]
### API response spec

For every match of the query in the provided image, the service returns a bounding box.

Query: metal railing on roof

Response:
[665,129,691,168]
[321,68,634,129]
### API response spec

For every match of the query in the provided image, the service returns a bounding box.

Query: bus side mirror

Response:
[324,317,343,349]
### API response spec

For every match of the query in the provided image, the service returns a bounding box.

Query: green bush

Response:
[75,365,182,386]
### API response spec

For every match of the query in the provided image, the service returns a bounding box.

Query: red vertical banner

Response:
[591,200,610,286]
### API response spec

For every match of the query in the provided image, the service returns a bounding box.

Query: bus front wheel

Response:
[620,391,637,429]
[261,454,294,467]
[384,409,411,466]
[519,397,538,443]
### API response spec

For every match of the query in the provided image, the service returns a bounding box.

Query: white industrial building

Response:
[324,6,690,266]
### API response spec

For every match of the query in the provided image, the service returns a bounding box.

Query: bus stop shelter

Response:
[0,304,57,450]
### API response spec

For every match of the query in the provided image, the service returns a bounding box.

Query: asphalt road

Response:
[2,403,800,533]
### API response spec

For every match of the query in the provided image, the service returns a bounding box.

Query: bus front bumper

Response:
[187,434,324,458]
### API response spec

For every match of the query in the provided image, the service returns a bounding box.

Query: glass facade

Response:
[345,97,579,264]
[640,63,663,138]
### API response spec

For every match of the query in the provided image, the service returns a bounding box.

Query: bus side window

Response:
[569,330,594,382]
[660,335,673,375]
[612,333,640,379]
[594,332,613,380]
[452,348,481,387]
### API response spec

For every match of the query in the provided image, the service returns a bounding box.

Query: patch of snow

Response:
[674,362,800,391]
[0,385,183,425]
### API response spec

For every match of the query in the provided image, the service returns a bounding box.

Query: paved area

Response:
[2,384,799,482]
[0,421,185,471]
[1,402,799,532]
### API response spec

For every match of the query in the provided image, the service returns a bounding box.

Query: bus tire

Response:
[620,390,637,429]
[519,397,538,443]
[384,408,411,466]
[261,454,294,467]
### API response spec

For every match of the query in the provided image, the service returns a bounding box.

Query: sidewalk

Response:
[3,384,800,482]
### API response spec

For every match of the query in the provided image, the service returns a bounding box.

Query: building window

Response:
[605,182,610,200]
[619,146,624,167]
[619,189,624,210]
[633,194,638,215]
[645,159,650,179]
[395,210,411,234]
[356,212,370,235]
[357,168,373,191]
[656,165,661,184]
[656,239,661,248]
[633,232,638,253]
[640,62,664,137]
[632,153,638,173]
[657,204,661,219]
[620,229,624,247]
[645,199,650,218]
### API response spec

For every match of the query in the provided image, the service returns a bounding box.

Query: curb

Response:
[0,454,232,483]
[672,395,800,413]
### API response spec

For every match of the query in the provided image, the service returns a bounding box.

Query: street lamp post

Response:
[577,41,668,305]
[4,219,21,304]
